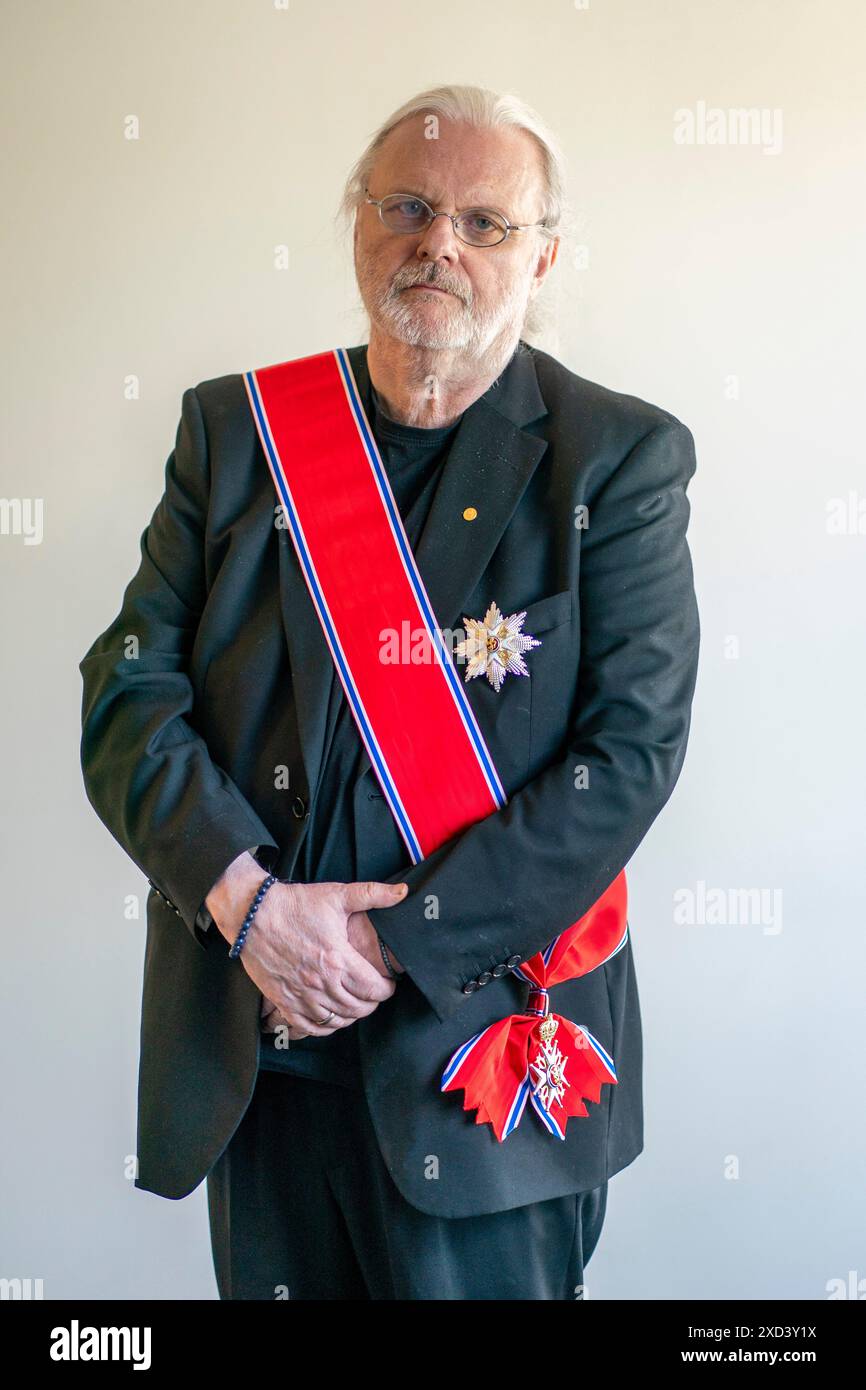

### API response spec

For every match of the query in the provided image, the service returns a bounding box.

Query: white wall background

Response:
[1,0,863,1300]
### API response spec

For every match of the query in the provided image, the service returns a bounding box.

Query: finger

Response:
[291,956,394,1017]
[268,1014,307,1041]
[277,1009,346,1038]
[295,997,368,1031]
[263,963,360,1023]
[306,980,392,1022]
[296,1009,346,1031]
[275,955,395,1025]
[341,880,409,914]
[340,955,397,1004]
[316,970,393,1016]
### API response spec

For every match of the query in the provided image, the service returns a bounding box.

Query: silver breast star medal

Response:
[529,1014,570,1111]
[454,602,542,692]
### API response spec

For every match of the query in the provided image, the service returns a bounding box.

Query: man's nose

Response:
[414,211,461,263]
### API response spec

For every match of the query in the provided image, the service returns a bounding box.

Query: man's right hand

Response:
[205,852,407,1037]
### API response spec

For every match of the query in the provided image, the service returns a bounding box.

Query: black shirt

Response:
[258,380,463,1085]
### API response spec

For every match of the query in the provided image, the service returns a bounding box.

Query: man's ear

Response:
[542,233,560,275]
[530,234,560,298]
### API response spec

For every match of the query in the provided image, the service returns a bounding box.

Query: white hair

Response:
[339,83,568,234]
[337,84,572,342]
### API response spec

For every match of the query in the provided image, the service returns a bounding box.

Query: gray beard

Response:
[370,273,534,359]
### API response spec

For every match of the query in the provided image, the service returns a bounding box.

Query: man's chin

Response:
[378,312,475,352]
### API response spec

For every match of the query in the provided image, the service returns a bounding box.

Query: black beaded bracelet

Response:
[228,874,278,959]
[377,933,400,981]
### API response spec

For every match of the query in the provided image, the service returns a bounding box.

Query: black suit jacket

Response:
[78,341,700,1217]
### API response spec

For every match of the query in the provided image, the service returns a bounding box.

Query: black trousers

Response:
[206,1069,608,1301]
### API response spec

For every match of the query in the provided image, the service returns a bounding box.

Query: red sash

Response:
[244,348,627,1140]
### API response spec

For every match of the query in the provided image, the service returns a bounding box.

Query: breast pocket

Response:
[461,588,574,790]
[519,588,573,637]
[524,587,578,775]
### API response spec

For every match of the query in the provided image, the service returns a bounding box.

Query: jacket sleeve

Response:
[368,419,700,1022]
[78,386,280,950]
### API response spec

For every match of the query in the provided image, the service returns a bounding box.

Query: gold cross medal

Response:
[454,602,542,692]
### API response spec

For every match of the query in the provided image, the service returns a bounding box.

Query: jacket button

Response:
[506,955,521,969]
[477,971,493,986]
[492,964,508,978]
[291,795,308,819]
[462,980,479,994]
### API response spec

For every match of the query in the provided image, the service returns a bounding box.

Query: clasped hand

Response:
[242,879,407,1042]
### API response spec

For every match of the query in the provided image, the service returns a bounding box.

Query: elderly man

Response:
[79,84,700,1301]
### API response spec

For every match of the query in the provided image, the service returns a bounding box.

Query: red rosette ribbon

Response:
[440,870,628,1140]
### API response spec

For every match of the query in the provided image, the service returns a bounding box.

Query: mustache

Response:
[389,264,469,303]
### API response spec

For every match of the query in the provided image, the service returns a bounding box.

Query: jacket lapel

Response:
[273,341,550,800]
